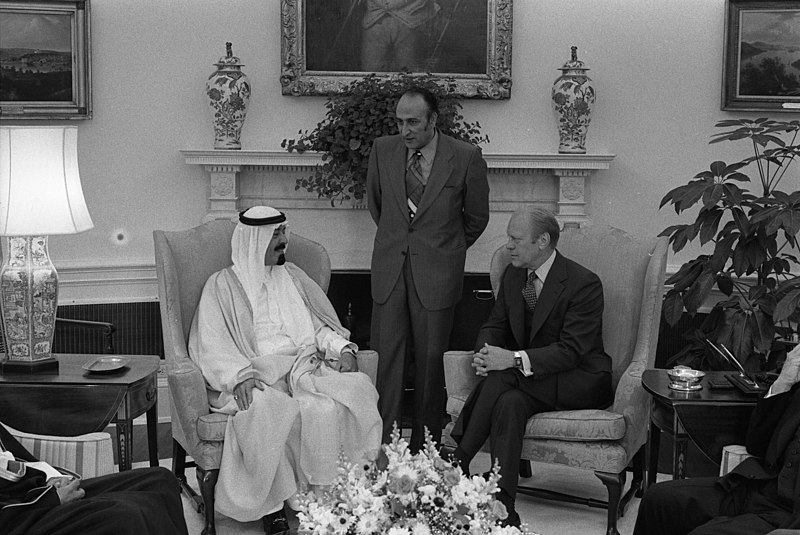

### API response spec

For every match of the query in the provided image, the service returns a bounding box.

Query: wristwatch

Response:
[513,351,523,370]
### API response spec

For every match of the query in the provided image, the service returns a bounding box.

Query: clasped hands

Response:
[232,350,359,411]
[472,343,516,377]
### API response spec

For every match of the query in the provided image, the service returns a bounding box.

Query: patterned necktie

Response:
[406,150,425,219]
[522,271,538,311]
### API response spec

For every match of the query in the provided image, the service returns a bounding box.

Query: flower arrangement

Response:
[296,429,537,535]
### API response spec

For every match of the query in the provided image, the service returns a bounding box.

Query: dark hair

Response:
[401,86,439,120]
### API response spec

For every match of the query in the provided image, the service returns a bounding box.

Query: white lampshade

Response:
[0,126,94,236]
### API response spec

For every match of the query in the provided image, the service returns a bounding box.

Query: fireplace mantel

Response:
[181,149,615,226]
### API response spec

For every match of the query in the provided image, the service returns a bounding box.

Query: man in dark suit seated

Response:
[449,206,613,527]
[634,345,800,535]
[0,423,188,535]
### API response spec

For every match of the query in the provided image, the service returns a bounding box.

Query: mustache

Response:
[274,244,286,252]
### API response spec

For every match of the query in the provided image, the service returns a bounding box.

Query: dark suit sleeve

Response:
[528,272,604,377]
[745,385,797,458]
[474,271,514,351]
[0,425,36,462]
[367,139,382,225]
[461,147,489,248]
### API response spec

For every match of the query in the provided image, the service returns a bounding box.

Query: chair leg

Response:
[595,471,624,535]
[172,440,204,513]
[196,466,219,535]
[519,459,532,478]
[647,420,661,489]
[631,446,645,498]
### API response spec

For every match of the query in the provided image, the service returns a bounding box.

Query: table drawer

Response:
[116,377,157,420]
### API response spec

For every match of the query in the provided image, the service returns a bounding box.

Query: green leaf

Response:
[775,289,800,322]
[684,269,716,314]
[698,208,724,245]
[662,292,685,326]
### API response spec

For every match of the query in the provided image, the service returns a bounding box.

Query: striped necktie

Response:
[406,150,425,219]
[522,272,538,311]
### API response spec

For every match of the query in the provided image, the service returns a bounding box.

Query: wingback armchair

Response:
[154,219,378,535]
[443,225,668,535]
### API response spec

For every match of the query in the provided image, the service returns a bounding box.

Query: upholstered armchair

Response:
[154,219,377,535]
[443,225,668,535]
[3,424,114,478]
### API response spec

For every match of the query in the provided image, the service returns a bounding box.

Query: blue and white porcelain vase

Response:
[552,46,595,154]
[206,42,250,150]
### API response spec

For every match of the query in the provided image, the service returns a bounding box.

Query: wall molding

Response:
[181,149,615,229]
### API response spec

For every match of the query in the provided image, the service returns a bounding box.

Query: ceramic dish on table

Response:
[82,356,130,373]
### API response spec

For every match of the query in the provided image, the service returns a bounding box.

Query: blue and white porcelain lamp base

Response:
[0,236,59,374]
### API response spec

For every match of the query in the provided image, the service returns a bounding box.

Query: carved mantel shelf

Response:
[181,150,615,226]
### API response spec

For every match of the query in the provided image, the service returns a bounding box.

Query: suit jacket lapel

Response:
[506,267,527,347]
[529,252,567,344]
[413,134,454,222]
[389,139,411,223]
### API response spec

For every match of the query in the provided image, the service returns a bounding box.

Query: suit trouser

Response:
[451,369,553,500]
[372,257,455,452]
[633,476,791,535]
[15,467,189,535]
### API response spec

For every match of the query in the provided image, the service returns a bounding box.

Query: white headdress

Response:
[231,206,288,301]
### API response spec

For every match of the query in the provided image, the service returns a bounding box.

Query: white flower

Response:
[387,527,411,535]
[411,521,432,535]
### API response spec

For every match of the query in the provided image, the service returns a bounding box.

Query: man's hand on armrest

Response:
[232,378,266,411]
[339,349,359,373]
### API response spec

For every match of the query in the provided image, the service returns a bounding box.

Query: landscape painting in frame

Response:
[723,0,800,111]
[280,0,513,99]
[0,0,91,119]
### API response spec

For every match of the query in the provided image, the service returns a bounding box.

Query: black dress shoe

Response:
[496,489,521,528]
[500,508,521,528]
[262,508,290,535]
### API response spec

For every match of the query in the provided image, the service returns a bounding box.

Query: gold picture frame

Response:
[280,0,513,99]
[0,0,92,119]
[722,0,800,112]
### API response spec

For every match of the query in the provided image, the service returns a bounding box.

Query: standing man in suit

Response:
[449,207,613,527]
[367,86,490,452]
[634,345,800,535]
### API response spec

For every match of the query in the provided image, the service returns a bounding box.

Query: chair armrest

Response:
[167,363,215,450]
[612,353,652,457]
[444,350,480,400]
[3,424,114,478]
[356,349,378,385]
[55,317,117,353]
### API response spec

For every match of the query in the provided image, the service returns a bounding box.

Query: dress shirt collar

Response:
[408,129,439,166]
[528,249,556,284]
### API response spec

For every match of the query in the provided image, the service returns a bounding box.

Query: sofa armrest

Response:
[357,349,378,385]
[444,350,480,401]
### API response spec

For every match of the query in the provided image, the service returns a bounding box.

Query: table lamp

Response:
[0,126,94,373]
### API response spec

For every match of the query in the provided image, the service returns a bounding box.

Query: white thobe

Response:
[188,263,382,522]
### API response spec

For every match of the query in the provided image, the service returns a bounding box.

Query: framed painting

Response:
[0,0,91,119]
[723,0,800,112]
[280,0,512,99]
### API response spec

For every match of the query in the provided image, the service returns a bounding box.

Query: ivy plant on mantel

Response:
[180,149,615,226]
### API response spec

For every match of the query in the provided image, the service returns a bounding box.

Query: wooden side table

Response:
[0,354,159,471]
[642,369,758,486]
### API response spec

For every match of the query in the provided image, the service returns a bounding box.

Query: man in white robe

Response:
[188,206,382,535]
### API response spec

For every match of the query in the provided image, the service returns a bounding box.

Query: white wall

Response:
[3,0,793,302]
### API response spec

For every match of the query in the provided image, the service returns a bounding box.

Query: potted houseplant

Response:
[281,73,489,206]
[660,118,800,371]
